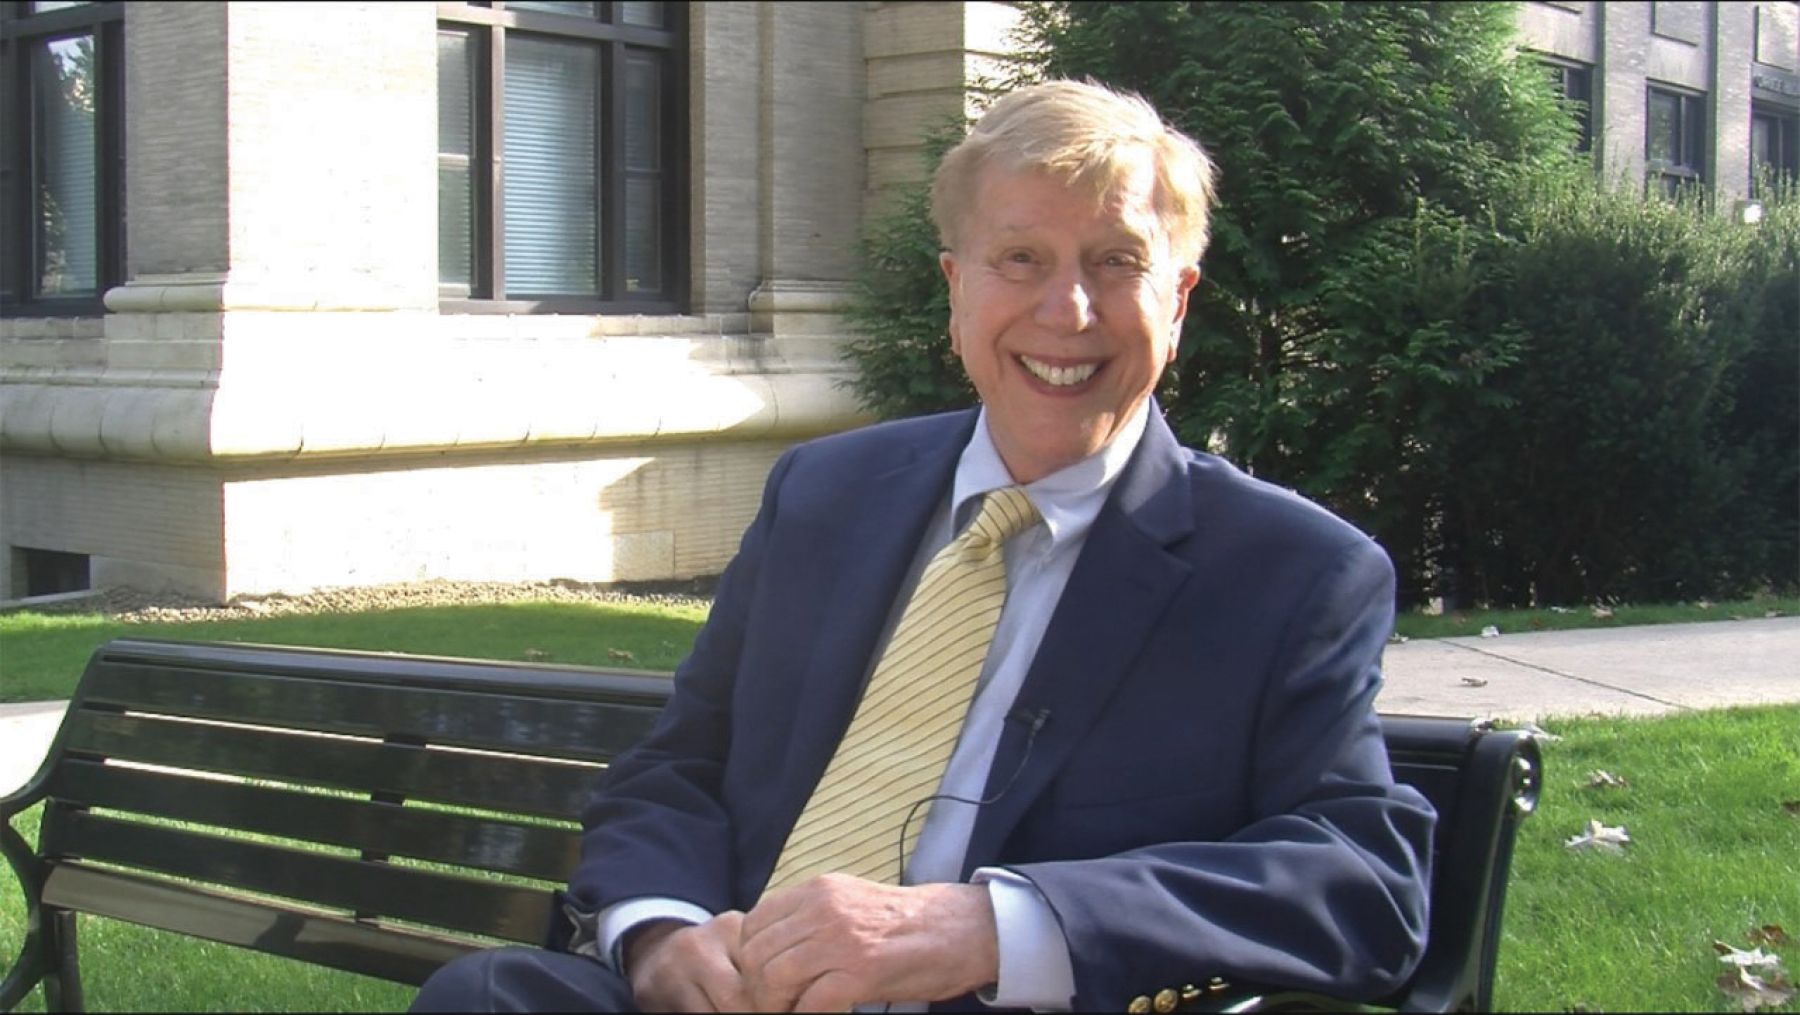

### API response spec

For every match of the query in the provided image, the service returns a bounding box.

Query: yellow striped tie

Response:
[765,486,1041,891]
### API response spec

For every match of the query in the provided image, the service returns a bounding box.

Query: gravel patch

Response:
[20,578,718,625]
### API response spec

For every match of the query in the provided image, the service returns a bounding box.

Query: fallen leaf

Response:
[1460,676,1489,687]
[1767,610,1785,619]
[1565,819,1629,853]
[1388,632,1410,644]
[1518,722,1563,742]
[1750,925,1791,947]
[1717,967,1795,1012]
[608,648,637,663]
[1584,770,1628,789]
[523,648,551,662]
[1697,599,1714,610]
[1591,605,1615,619]
[1715,941,1785,971]
[1549,605,1574,614]
[1480,625,1501,638]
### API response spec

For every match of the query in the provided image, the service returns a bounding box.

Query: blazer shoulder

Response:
[1179,448,1385,559]
[780,408,976,480]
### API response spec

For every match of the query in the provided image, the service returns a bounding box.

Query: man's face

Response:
[940,156,1199,484]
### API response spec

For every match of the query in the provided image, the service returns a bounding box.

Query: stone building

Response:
[3,1,1794,604]
[1,0,1020,601]
[1518,1,1799,201]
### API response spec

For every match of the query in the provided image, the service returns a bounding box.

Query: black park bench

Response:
[0,638,1542,1013]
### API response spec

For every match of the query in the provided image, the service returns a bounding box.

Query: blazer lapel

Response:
[767,411,976,830]
[962,409,1197,873]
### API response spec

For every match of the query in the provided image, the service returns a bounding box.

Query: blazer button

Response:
[1153,987,1181,1012]
[1127,995,1153,1013]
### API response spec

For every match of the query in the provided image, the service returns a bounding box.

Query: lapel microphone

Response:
[895,705,1053,882]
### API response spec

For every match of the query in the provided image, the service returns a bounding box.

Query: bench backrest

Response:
[15,638,667,984]
[1378,715,1541,1012]
[11,638,1539,1008]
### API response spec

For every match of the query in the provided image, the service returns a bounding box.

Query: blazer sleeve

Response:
[1008,538,1436,1009]
[564,446,798,916]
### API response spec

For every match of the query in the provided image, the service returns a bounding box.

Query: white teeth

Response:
[1019,356,1098,387]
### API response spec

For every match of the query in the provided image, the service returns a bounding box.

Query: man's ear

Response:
[1165,263,1200,363]
[940,251,963,355]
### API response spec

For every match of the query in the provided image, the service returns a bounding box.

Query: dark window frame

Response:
[436,1,688,316]
[0,0,126,318]
[1750,102,1799,196]
[1645,84,1706,197]
[1540,56,1594,154]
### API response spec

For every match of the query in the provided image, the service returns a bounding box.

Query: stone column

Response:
[1710,1,1757,200]
[110,1,437,315]
[863,0,1022,218]
[1597,1,1653,189]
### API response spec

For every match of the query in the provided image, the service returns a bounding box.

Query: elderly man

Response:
[412,79,1435,1013]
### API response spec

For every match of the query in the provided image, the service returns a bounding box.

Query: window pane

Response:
[30,2,92,12]
[33,34,99,297]
[621,2,666,28]
[1681,96,1704,173]
[1752,116,1773,173]
[503,36,598,296]
[624,51,661,172]
[623,51,661,294]
[1647,90,1679,164]
[506,1,598,17]
[625,177,660,294]
[438,29,477,290]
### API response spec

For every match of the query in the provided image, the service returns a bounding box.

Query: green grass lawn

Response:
[1498,706,1799,1013]
[3,592,1793,704]
[0,598,707,703]
[1392,593,1797,641]
[3,705,1794,1011]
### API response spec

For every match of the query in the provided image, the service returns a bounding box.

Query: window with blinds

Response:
[1,0,125,315]
[436,1,684,311]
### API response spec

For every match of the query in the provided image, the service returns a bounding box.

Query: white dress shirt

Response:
[595,401,1151,1012]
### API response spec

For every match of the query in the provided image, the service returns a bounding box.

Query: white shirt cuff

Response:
[594,897,715,973]
[972,867,1076,1011]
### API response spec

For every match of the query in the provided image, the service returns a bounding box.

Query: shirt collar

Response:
[952,399,1151,548]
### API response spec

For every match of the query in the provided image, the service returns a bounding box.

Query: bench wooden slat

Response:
[42,811,555,945]
[61,710,602,819]
[46,760,580,882]
[91,638,677,708]
[41,864,474,985]
[78,662,661,760]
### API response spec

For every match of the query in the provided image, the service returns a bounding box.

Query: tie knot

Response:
[962,487,1040,556]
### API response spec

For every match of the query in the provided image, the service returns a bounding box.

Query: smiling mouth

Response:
[1019,355,1098,387]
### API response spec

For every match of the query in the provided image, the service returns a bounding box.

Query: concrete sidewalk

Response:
[1378,615,1800,720]
[3,617,1797,797]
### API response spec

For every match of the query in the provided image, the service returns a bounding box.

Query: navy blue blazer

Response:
[570,405,1435,1009]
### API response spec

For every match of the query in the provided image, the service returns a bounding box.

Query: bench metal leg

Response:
[40,909,84,1013]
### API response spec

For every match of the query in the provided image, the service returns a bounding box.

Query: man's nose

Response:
[1033,265,1094,332]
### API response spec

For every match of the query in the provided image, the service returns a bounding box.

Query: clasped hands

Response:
[625,873,999,1013]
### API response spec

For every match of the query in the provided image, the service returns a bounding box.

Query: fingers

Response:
[630,913,752,1013]
[738,876,1002,1011]
[793,970,862,1013]
[740,874,893,1011]
[697,912,753,1012]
